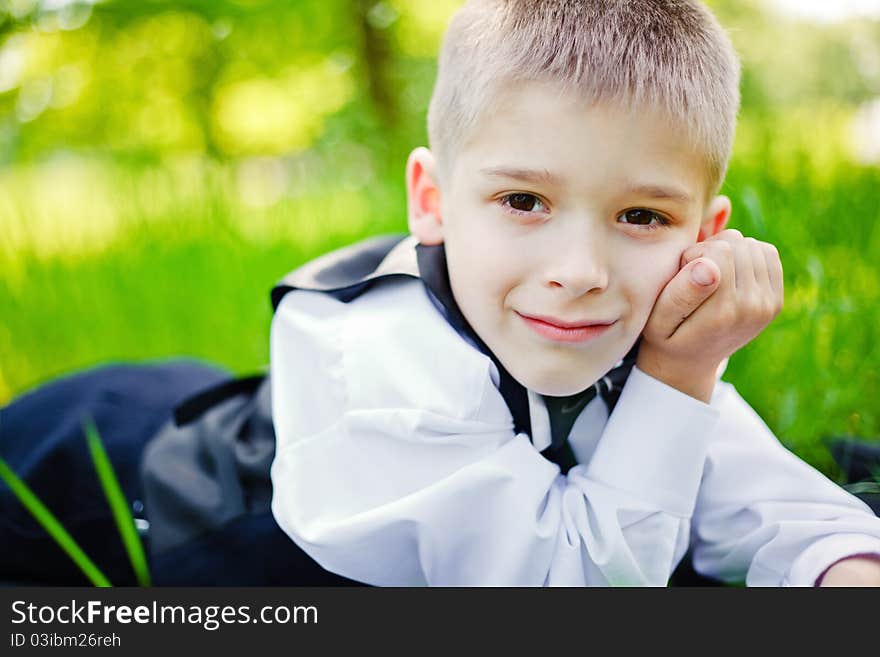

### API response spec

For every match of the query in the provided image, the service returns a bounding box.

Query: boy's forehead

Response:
[453,81,710,202]
[465,79,692,151]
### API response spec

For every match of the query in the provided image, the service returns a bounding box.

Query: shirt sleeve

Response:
[689,381,880,586]
[268,283,719,586]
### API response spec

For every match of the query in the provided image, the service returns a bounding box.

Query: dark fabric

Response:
[0,360,230,585]
[829,437,880,486]
[140,375,276,555]
[667,549,727,587]
[544,390,596,451]
[828,437,880,516]
[542,391,592,473]
[0,361,363,587]
[150,511,362,586]
[540,343,640,474]
[172,374,265,426]
[271,233,414,310]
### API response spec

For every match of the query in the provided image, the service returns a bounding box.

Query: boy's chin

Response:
[512,368,607,398]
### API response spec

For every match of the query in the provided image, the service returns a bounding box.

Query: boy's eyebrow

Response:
[624,183,694,204]
[480,166,560,185]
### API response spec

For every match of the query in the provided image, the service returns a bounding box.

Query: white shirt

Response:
[269,276,880,586]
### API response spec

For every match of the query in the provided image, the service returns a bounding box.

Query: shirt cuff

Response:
[784,533,880,586]
[583,365,720,517]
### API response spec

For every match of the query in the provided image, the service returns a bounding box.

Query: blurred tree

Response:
[355,0,398,126]
[0,0,877,176]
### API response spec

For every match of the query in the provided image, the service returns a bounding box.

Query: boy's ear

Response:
[697,194,731,242]
[406,147,444,246]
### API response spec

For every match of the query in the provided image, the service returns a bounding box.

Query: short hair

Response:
[427,0,741,197]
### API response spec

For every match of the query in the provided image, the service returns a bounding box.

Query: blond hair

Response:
[427,0,741,196]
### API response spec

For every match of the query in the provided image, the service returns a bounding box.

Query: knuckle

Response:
[745,297,763,318]
[757,291,784,318]
[713,240,733,255]
[747,237,765,253]
[682,243,704,261]
[716,306,737,327]
[724,228,744,240]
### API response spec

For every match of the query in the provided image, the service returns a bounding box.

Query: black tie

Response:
[540,345,639,474]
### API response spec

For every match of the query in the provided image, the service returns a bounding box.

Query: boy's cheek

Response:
[635,258,683,323]
[652,256,684,297]
[639,292,664,329]
[633,285,667,333]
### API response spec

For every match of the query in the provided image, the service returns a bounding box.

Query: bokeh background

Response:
[1,0,879,477]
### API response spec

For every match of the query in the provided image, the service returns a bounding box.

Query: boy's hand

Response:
[818,555,880,587]
[637,229,783,402]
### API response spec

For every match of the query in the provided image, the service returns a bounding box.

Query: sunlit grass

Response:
[0,154,408,403]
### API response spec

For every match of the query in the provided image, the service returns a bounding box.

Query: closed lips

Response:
[517,313,614,329]
[517,313,615,344]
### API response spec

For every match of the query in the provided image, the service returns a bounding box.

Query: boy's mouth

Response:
[516,312,616,343]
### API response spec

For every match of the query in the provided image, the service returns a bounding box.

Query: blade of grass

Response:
[82,417,152,586]
[0,456,112,587]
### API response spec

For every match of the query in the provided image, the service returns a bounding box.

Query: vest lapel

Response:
[271,234,419,309]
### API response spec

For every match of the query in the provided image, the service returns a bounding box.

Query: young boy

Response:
[3,0,880,588]
[268,0,880,586]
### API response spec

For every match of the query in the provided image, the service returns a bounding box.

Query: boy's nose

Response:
[544,229,609,297]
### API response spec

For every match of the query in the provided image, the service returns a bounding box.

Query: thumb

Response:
[643,258,721,340]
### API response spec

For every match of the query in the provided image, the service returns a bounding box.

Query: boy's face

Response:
[408,80,728,396]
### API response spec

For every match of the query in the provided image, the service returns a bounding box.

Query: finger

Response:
[643,257,721,340]
[747,237,770,291]
[713,230,752,291]
[763,243,784,306]
[716,228,743,241]
[681,239,737,302]
[680,231,734,265]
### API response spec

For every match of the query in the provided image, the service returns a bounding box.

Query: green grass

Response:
[0,160,409,400]
[0,457,112,587]
[2,116,879,482]
[82,417,151,586]
[719,157,880,474]
[0,419,150,586]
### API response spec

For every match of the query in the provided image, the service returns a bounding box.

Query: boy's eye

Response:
[617,208,670,228]
[501,193,547,214]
